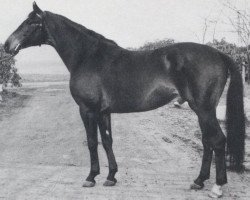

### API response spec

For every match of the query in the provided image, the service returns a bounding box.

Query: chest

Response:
[69,72,102,107]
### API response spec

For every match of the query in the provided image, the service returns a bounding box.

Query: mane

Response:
[44,11,118,46]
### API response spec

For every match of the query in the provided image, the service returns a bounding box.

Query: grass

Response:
[0,90,31,121]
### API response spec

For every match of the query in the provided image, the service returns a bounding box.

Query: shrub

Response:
[0,44,21,88]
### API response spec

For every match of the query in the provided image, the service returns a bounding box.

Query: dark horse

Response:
[4,2,245,197]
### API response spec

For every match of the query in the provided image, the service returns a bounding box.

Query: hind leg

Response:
[98,112,118,186]
[175,86,212,189]
[190,111,215,190]
[176,89,214,189]
[209,118,227,198]
[191,109,227,197]
[191,131,213,189]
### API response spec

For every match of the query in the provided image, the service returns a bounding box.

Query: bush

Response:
[0,44,21,88]
[207,39,248,73]
[137,38,175,51]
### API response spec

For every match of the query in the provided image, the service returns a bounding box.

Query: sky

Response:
[0,0,249,74]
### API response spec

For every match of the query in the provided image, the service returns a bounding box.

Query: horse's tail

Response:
[224,55,246,172]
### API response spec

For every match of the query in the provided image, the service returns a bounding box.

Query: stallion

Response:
[4,2,245,198]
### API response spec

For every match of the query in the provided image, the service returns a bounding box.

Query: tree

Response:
[221,0,250,83]
[0,43,21,90]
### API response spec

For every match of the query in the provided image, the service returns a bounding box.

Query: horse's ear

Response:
[33,2,43,16]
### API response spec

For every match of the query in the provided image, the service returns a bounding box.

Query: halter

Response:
[0,13,45,63]
[22,13,45,47]
[34,13,46,47]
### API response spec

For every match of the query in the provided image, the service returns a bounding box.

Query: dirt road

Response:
[0,83,249,200]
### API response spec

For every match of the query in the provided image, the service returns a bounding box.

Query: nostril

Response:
[4,41,9,52]
[4,41,10,53]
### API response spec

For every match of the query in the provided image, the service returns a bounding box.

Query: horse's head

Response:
[4,2,46,55]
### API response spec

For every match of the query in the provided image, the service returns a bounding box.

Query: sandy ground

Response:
[0,82,249,200]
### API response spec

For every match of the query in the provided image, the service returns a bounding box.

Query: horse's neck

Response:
[44,13,100,72]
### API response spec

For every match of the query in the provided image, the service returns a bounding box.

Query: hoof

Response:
[82,180,95,187]
[174,101,182,108]
[208,184,223,198]
[103,178,117,186]
[208,192,223,198]
[190,182,204,190]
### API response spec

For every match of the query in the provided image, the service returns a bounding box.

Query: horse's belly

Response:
[139,85,178,111]
[110,83,178,113]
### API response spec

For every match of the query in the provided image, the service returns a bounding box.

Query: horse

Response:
[4,2,245,198]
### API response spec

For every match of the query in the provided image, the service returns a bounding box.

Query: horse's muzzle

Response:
[4,41,10,53]
[4,37,21,55]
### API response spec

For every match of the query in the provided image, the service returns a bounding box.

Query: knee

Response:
[86,112,98,122]
[102,138,113,153]
[88,140,98,151]
[110,168,118,174]
[202,136,210,147]
[102,140,112,150]
[102,133,113,146]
